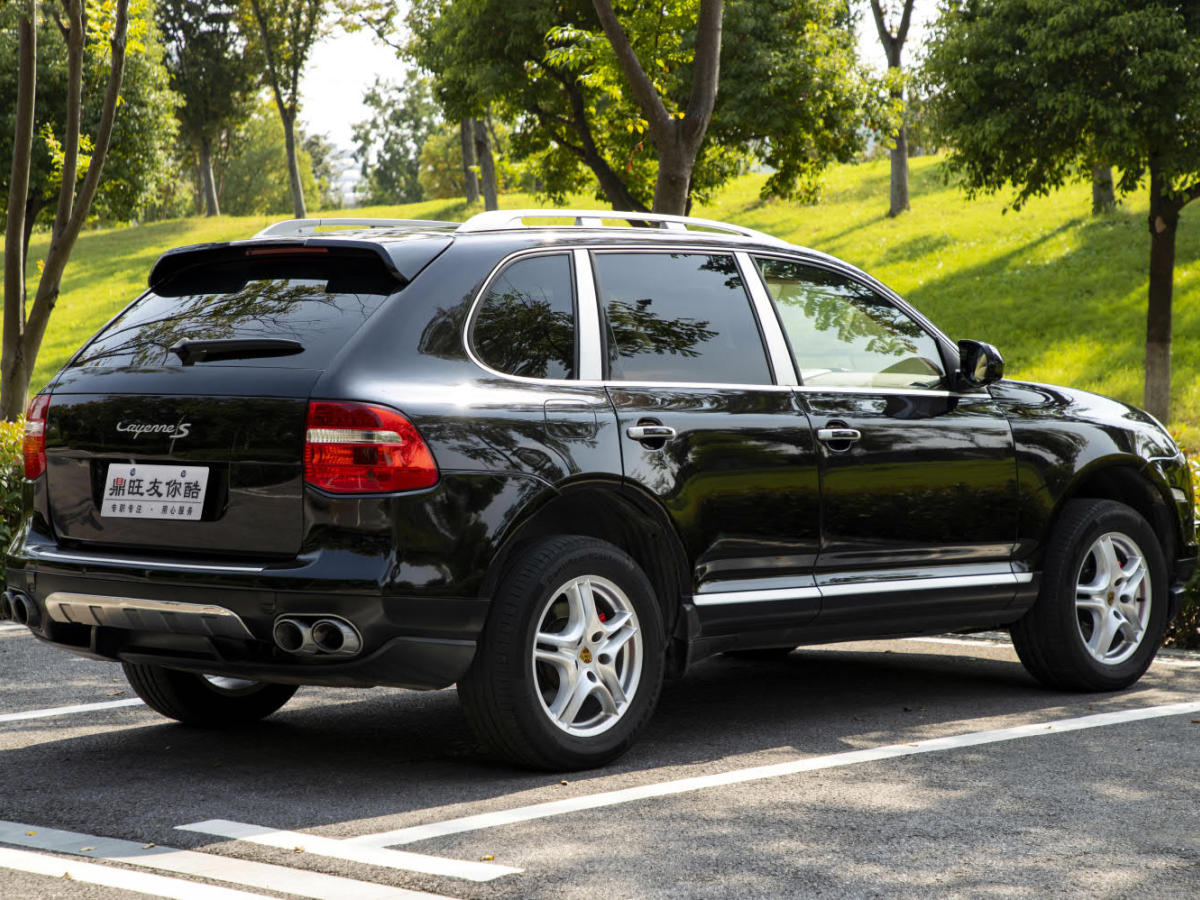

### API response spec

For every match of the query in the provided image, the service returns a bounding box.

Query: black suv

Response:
[4,210,1195,769]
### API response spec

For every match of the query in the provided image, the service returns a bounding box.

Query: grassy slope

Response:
[15,155,1200,442]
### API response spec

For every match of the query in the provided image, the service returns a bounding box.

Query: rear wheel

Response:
[122,663,297,725]
[458,536,665,770]
[1011,499,1168,691]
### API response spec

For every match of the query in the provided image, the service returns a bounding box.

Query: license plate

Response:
[100,463,209,520]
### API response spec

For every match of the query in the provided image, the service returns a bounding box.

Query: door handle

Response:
[627,424,677,441]
[817,427,862,443]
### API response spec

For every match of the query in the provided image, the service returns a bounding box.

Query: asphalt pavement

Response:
[2,621,1198,899]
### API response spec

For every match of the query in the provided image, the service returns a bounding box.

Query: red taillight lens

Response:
[23,394,50,480]
[304,401,438,493]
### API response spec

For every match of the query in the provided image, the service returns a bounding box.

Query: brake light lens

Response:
[23,394,50,480]
[304,401,438,493]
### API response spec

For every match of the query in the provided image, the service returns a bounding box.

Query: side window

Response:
[471,253,576,379]
[755,257,946,390]
[592,252,771,384]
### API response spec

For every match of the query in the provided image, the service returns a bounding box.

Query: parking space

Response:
[3,628,1199,898]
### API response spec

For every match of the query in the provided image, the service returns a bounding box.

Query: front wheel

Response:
[458,536,665,770]
[123,663,297,725]
[1011,499,1168,691]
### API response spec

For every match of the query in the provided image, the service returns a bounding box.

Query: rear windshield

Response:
[72,251,400,370]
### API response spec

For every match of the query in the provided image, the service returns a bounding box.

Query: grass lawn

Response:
[12,155,1200,443]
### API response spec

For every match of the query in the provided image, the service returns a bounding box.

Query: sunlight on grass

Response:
[5,155,1199,442]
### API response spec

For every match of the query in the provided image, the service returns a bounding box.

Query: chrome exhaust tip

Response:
[10,594,38,628]
[273,617,315,654]
[311,618,362,656]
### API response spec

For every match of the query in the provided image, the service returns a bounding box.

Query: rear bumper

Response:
[6,554,486,690]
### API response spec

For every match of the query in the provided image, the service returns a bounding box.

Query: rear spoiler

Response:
[147,235,453,289]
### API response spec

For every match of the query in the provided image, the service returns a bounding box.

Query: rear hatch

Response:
[43,246,406,558]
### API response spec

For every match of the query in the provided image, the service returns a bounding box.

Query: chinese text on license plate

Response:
[101,463,209,520]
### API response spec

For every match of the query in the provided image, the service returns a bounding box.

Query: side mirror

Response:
[957,339,1004,389]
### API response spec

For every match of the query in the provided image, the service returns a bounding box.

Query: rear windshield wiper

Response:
[170,338,304,365]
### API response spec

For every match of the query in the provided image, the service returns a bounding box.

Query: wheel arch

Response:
[479,479,692,640]
[1050,460,1179,567]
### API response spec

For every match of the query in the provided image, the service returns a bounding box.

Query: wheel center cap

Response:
[579,647,593,664]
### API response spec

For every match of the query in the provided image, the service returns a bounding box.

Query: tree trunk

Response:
[280,107,306,219]
[199,136,220,217]
[1144,169,1179,424]
[889,118,910,217]
[473,119,498,211]
[652,137,693,216]
[2,5,37,421]
[459,118,479,205]
[1092,165,1115,215]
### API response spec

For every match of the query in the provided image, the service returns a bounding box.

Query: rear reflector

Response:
[23,394,50,480]
[304,401,438,493]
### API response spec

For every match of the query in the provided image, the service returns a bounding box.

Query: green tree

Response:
[1,0,137,419]
[0,0,177,258]
[868,1,916,216]
[352,73,439,205]
[157,0,256,216]
[219,100,320,215]
[925,0,1200,423]
[242,0,327,218]
[407,0,877,214]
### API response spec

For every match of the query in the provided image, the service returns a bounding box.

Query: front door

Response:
[751,256,1021,636]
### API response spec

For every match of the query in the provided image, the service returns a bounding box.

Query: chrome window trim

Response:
[694,572,1033,606]
[795,385,992,399]
[572,248,603,380]
[30,547,265,574]
[735,250,799,386]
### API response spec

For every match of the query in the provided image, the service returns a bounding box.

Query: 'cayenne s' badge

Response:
[116,420,191,439]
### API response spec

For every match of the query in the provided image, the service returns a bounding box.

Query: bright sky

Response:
[300,3,938,160]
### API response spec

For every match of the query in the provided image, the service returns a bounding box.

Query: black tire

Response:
[458,536,666,770]
[122,663,297,725]
[1010,498,1169,691]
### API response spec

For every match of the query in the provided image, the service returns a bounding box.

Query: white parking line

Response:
[0,845,275,899]
[0,821,458,900]
[0,698,145,724]
[177,819,521,882]
[349,700,1200,848]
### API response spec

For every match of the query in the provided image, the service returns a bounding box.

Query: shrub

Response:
[1164,454,1200,650]
[0,417,24,581]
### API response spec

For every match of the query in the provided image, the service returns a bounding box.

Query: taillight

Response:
[23,394,50,480]
[304,401,438,493]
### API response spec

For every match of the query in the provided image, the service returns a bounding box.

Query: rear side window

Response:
[592,252,771,384]
[471,253,576,379]
[73,250,399,370]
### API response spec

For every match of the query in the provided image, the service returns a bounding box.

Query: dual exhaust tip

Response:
[273,616,362,658]
[1,591,39,628]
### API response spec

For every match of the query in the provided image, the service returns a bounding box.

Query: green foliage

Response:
[0,417,23,577]
[157,1,256,149]
[0,0,180,227]
[925,0,1200,207]
[218,100,320,215]
[352,73,440,205]
[407,0,882,208]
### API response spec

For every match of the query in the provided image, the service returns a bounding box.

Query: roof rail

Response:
[456,208,788,245]
[254,217,458,238]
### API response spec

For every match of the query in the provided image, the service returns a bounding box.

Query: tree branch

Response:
[52,0,84,241]
[249,0,289,115]
[681,0,723,145]
[24,0,131,365]
[591,0,670,133]
[896,0,915,48]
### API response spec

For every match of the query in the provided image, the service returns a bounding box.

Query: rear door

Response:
[751,255,1020,634]
[593,249,822,637]
[43,247,401,558]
